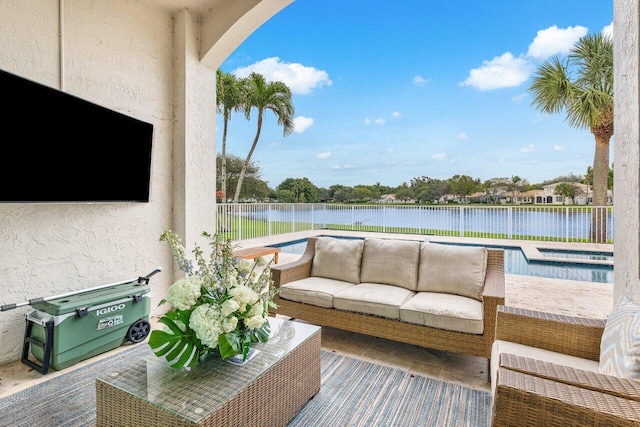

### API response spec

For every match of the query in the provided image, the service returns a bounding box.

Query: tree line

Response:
[216,152,612,205]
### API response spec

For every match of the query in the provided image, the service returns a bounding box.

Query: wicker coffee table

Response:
[95,318,321,427]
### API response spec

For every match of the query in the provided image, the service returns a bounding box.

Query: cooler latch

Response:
[76,307,88,318]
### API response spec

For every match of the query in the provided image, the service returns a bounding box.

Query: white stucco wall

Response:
[0,0,194,364]
[0,0,292,366]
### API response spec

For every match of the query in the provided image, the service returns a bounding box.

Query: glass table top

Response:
[97,318,320,423]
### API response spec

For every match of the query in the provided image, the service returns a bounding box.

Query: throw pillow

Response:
[599,295,640,378]
[310,237,364,284]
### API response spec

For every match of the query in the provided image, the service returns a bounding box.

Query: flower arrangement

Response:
[149,230,277,369]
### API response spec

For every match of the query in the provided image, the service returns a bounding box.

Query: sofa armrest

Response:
[481,249,506,351]
[495,305,606,362]
[270,237,317,287]
[499,353,640,402]
[492,368,640,427]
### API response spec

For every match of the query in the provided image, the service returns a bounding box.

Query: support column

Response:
[614,0,640,303]
[172,10,217,272]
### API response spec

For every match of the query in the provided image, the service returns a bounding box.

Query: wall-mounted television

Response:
[0,68,153,203]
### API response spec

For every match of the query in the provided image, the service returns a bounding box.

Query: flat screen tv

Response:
[0,68,153,203]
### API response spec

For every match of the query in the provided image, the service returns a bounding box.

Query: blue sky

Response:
[217,0,613,189]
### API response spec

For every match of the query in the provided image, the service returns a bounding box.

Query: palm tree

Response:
[216,70,245,204]
[233,72,294,202]
[529,32,613,242]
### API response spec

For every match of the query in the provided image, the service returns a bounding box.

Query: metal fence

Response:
[216,203,614,243]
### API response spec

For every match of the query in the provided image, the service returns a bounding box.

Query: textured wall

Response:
[0,0,290,366]
[613,0,640,305]
[0,0,186,364]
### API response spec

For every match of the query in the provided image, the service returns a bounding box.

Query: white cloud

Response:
[553,144,565,152]
[432,153,447,161]
[331,164,354,170]
[460,52,533,91]
[386,147,394,153]
[520,143,536,153]
[603,23,613,39]
[392,112,402,119]
[293,116,314,133]
[317,151,331,159]
[526,25,588,60]
[457,132,468,140]
[511,93,528,104]
[413,75,430,85]
[364,118,371,125]
[375,118,386,125]
[232,57,332,95]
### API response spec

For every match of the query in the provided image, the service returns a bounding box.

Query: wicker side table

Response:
[96,318,321,427]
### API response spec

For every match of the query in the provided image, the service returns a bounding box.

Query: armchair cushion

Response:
[599,295,640,379]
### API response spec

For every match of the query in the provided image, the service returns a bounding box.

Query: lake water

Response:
[242,205,614,242]
[269,235,614,284]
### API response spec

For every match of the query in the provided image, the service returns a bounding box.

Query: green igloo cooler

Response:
[18,270,160,374]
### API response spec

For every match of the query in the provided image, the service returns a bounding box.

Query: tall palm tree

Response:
[529,32,613,243]
[233,72,294,203]
[216,70,244,204]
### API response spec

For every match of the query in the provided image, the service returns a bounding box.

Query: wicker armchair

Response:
[491,305,640,426]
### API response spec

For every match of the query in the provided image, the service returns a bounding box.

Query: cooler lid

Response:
[30,281,150,315]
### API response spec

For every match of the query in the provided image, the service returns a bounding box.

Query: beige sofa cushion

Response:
[417,243,488,301]
[278,277,357,308]
[311,237,364,284]
[359,238,421,290]
[333,283,415,319]
[399,292,484,334]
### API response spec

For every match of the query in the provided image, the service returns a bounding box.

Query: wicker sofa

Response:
[270,236,505,360]
[491,305,640,426]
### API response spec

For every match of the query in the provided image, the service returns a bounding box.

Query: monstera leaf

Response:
[148,310,203,369]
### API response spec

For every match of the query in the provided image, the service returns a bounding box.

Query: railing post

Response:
[383,206,386,233]
[459,206,464,237]
[291,204,295,233]
[351,205,354,230]
[238,204,242,241]
[268,204,272,236]
[508,206,513,239]
[566,207,570,242]
[311,204,315,230]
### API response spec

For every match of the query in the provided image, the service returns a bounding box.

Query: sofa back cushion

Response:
[311,237,364,284]
[359,238,421,290]
[417,243,487,301]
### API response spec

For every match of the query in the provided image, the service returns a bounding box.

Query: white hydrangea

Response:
[246,314,267,330]
[221,299,240,316]
[167,276,202,310]
[189,304,225,348]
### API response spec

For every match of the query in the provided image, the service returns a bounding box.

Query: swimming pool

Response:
[269,236,614,284]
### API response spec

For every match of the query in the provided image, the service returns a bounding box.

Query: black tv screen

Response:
[0,68,153,203]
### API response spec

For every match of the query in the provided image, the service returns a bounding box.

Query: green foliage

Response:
[149,310,202,369]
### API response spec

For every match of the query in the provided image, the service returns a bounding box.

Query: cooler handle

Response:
[138,267,162,284]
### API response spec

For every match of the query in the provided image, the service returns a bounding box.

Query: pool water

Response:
[538,248,614,262]
[269,236,614,284]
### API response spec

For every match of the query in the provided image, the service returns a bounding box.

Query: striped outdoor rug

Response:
[0,344,490,426]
